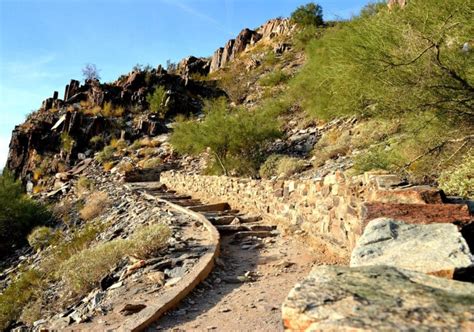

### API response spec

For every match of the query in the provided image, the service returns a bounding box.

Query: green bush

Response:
[287,0,473,179]
[290,2,323,27]
[438,153,474,198]
[147,85,168,118]
[0,172,52,257]
[27,226,57,251]
[60,132,75,152]
[353,146,403,174]
[0,269,44,330]
[171,97,282,176]
[96,145,115,163]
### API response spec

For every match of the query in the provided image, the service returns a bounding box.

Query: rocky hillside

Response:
[1,1,473,330]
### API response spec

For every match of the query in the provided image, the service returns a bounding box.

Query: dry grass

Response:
[103,161,115,172]
[60,223,170,295]
[129,224,171,259]
[143,157,163,169]
[79,191,110,220]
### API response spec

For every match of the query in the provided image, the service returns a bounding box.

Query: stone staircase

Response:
[128,182,279,242]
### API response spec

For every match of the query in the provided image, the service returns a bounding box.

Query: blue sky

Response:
[0,0,369,168]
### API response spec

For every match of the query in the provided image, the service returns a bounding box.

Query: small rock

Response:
[119,303,147,316]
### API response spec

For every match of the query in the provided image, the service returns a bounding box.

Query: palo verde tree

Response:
[170,97,282,176]
[289,0,473,183]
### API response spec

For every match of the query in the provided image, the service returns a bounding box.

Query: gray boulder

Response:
[282,265,474,331]
[351,218,473,277]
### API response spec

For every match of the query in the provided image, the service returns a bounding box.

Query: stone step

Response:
[208,215,237,225]
[216,224,276,234]
[157,194,192,200]
[170,199,202,207]
[232,230,278,240]
[203,210,241,218]
[361,202,472,228]
[189,203,232,212]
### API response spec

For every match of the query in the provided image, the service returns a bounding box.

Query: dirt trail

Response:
[150,232,333,332]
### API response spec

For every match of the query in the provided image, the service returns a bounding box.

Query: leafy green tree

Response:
[290,2,323,27]
[171,98,281,176]
[147,85,168,118]
[0,171,52,257]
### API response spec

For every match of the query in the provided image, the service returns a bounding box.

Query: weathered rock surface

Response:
[282,265,474,331]
[350,218,474,277]
[361,202,472,226]
[209,18,294,73]
[388,0,407,10]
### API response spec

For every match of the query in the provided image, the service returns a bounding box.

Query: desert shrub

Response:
[60,239,128,294]
[287,0,473,180]
[77,176,93,192]
[261,51,278,66]
[96,145,115,163]
[89,135,104,150]
[61,223,170,295]
[60,132,75,153]
[116,161,134,174]
[27,226,57,251]
[102,102,125,117]
[438,153,474,198]
[259,155,306,179]
[259,155,282,179]
[103,161,115,172]
[110,138,127,150]
[147,85,168,118]
[277,157,307,178]
[171,97,281,176]
[0,269,44,330]
[129,224,171,259]
[0,172,52,257]
[312,130,352,166]
[143,157,163,169]
[79,191,110,220]
[259,70,289,87]
[353,146,403,174]
[290,3,323,27]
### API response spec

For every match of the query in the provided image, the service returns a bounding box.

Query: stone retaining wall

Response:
[160,171,386,257]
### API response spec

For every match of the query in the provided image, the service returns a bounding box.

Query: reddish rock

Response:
[361,202,472,229]
[368,185,444,204]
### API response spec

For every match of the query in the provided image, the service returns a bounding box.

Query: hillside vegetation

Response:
[172,0,473,195]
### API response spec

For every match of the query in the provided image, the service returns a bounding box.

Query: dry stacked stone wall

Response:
[160,171,385,257]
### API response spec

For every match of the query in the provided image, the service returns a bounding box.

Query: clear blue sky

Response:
[0,0,369,168]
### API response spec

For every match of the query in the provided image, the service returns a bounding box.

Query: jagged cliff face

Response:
[175,18,295,76]
[6,68,224,181]
[209,18,294,73]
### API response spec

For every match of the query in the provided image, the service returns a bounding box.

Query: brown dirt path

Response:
[149,232,338,332]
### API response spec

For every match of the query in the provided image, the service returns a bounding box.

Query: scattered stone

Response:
[282,265,474,331]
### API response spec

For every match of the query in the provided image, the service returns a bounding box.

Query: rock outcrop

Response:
[7,68,225,181]
[388,0,407,10]
[177,56,211,77]
[282,265,474,331]
[350,218,474,278]
[209,18,294,73]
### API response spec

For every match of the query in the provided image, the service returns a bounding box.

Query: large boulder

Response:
[351,218,473,278]
[282,265,474,331]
